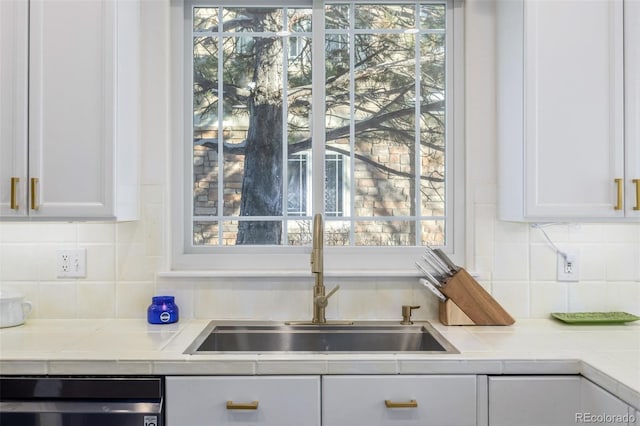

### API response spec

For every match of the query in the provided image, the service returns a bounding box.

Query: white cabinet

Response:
[0,0,139,221]
[581,378,635,425]
[165,374,635,426]
[626,0,640,218]
[489,376,581,426]
[166,375,477,426]
[322,375,477,426]
[497,0,639,221]
[488,376,633,426]
[0,0,28,218]
[165,376,321,426]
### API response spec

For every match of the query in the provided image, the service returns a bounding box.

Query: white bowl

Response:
[0,288,33,328]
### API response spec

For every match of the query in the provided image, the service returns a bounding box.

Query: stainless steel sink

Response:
[185,321,458,354]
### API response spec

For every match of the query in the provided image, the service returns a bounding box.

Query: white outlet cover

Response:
[57,248,87,278]
[557,249,579,282]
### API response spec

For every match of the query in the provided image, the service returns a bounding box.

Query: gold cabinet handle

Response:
[614,178,623,210]
[226,401,259,410]
[385,399,418,408]
[10,177,20,210]
[633,179,640,211]
[30,178,39,210]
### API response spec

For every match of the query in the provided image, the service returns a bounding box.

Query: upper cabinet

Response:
[0,0,28,218]
[497,0,639,222]
[626,0,640,219]
[0,0,139,221]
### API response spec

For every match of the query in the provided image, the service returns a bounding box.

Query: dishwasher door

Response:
[0,376,163,426]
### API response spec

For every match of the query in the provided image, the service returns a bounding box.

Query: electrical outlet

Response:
[557,249,579,282]
[57,249,87,278]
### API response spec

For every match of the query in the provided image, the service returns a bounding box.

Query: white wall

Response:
[0,0,638,321]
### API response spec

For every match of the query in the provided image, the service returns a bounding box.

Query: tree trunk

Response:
[237,11,284,244]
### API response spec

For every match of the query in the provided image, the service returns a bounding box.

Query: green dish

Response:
[551,312,640,324]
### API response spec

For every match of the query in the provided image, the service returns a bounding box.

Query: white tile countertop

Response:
[0,319,638,409]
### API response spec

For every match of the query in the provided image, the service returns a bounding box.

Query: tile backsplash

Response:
[1,192,638,321]
[1,0,638,321]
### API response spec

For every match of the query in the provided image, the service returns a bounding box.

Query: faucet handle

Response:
[315,285,340,308]
[400,305,420,325]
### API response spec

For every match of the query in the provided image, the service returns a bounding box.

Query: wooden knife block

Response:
[438,268,515,326]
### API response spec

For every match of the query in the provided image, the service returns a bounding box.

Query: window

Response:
[172,0,464,272]
[288,153,347,218]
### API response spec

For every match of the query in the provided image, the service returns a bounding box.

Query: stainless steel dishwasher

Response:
[0,376,163,426]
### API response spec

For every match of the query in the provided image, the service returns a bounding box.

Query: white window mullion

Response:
[282,10,290,242]
[305,153,313,215]
[217,7,225,245]
[445,0,456,248]
[311,0,325,216]
[188,5,197,250]
[348,2,356,244]
[414,4,422,245]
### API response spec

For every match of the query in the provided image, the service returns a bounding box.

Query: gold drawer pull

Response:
[633,179,640,211]
[226,400,259,410]
[30,178,39,211]
[614,178,623,210]
[385,399,418,408]
[10,177,19,210]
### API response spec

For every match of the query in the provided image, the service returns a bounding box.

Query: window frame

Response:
[169,0,465,275]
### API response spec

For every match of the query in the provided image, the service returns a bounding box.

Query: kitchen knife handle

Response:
[614,178,623,210]
[10,177,19,210]
[385,399,418,408]
[633,179,640,211]
[226,401,259,410]
[30,178,39,211]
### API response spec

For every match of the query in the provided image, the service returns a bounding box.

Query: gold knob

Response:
[401,305,420,325]
[30,178,39,211]
[385,399,418,408]
[633,179,640,211]
[10,177,19,210]
[614,178,623,210]
[226,401,259,410]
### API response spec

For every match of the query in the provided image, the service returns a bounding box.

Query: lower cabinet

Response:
[322,375,477,426]
[488,376,634,426]
[165,375,477,426]
[165,374,636,426]
[165,376,321,426]
[581,376,635,426]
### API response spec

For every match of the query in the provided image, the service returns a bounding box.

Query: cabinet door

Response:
[498,0,625,221]
[0,0,28,217]
[524,0,624,219]
[580,378,632,426]
[489,376,581,426]
[322,375,477,426]
[28,0,115,218]
[165,376,320,426]
[626,0,640,217]
[489,376,634,426]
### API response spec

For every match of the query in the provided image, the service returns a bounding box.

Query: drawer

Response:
[322,375,477,426]
[166,376,320,426]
